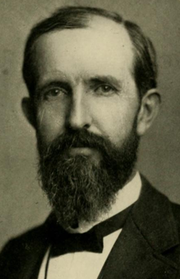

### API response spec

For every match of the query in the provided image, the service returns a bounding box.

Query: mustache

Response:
[39,128,117,159]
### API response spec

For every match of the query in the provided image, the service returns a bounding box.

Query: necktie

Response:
[47,204,133,257]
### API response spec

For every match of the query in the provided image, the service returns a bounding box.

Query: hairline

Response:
[22,6,157,100]
[24,15,138,97]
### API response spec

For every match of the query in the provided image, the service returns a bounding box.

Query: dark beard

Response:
[37,122,139,229]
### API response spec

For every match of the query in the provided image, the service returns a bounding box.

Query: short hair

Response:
[22,6,157,99]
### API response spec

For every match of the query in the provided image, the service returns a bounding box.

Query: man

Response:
[1,5,180,279]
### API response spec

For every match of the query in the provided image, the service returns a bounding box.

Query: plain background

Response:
[1,0,180,250]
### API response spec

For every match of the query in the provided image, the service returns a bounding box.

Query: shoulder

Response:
[0,221,47,255]
[0,221,49,279]
[170,201,180,230]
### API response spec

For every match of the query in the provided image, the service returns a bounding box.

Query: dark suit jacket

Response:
[1,177,180,279]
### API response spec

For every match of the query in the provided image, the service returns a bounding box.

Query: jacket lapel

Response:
[22,227,50,279]
[17,219,52,279]
[98,177,179,279]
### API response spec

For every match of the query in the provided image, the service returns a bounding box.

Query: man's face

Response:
[33,16,139,152]
[32,17,140,228]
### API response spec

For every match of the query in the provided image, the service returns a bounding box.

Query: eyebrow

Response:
[35,74,122,95]
[88,75,122,89]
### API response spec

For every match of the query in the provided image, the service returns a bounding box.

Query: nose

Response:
[66,89,91,130]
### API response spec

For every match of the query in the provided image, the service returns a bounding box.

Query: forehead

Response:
[33,16,135,84]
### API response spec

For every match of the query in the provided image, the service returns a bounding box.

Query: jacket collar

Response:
[98,176,179,279]
[132,176,179,253]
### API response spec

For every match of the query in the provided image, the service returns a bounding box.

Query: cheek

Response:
[91,97,138,145]
[36,102,66,144]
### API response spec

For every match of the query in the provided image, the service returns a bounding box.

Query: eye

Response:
[94,84,117,95]
[44,87,68,100]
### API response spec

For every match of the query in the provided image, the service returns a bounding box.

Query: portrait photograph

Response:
[1,0,180,278]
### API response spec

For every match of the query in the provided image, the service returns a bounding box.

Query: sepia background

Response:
[1,0,180,250]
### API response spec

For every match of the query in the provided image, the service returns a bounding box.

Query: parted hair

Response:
[22,6,157,99]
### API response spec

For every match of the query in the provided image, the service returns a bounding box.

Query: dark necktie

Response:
[48,204,133,257]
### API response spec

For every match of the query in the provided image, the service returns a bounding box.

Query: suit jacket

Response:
[1,177,180,279]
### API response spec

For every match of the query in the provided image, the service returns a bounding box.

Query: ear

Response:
[136,89,161,136]
[22,97,36,129]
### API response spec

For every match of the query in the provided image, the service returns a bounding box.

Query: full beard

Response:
[37,121,139,229]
